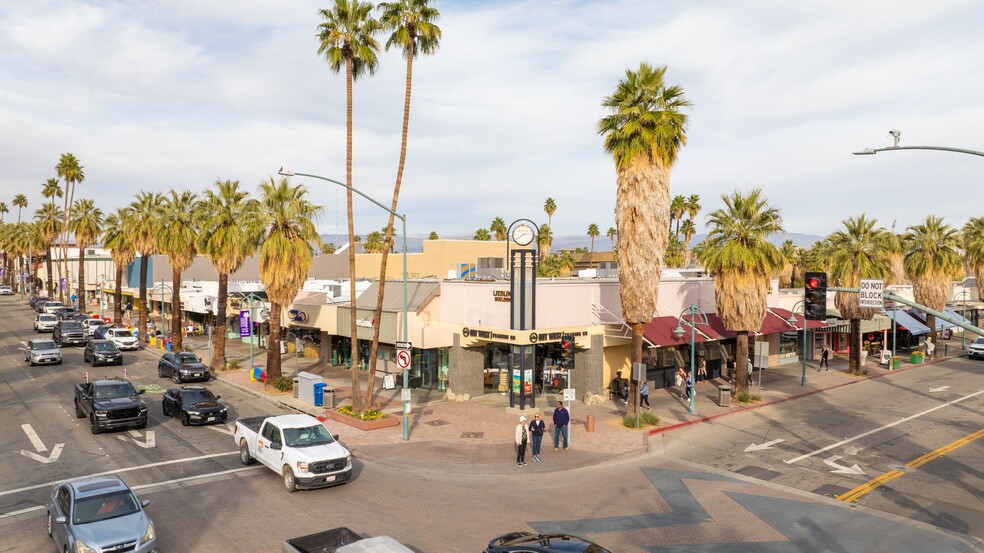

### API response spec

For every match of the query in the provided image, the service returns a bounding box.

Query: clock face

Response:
[512,224,535,246]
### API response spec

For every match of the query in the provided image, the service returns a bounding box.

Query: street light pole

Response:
[279,168,410,441]
[672,305,709,415]
[953,290,971,349]
[242,293,263,373]
[853,145,984,158]
[788,300,808,386]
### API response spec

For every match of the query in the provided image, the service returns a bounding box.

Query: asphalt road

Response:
[0,294,981,552]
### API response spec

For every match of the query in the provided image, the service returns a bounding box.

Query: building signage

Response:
[239,309,251,337]
[493,290,511,302]
[462,326,588,346]
[356,318,374,328]
[859,279,884,308]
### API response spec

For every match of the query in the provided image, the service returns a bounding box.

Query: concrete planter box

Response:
[322,408,401,431]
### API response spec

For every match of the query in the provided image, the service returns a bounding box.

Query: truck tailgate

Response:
[283,527,364,553]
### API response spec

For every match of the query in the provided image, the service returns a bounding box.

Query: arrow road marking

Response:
[205,423,234,436]
[19,424,64,464]
[824,455,866,475]
[929,386,950,393]
[843,446,863,456]
[116,430,156,449]
[744,438,785,452]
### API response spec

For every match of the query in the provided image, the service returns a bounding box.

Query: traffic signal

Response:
[559,336,574,368]
[804,271,827,320]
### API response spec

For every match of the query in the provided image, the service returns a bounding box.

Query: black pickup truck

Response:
[74,377,148,434]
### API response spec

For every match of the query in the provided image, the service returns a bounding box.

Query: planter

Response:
[890,356,901,370]
[322,408,401,431]
[909,353,924,364]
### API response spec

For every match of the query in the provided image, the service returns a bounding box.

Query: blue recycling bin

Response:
[313,383,328,407]
[165,338,172,351]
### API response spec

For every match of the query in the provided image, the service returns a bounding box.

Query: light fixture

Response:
[672,325,685,340]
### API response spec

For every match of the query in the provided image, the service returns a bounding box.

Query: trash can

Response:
[166,338,172,351]
[324,387,335,409]
[717,385,732,407]
[292,378,300,398]
[313,383,327,407]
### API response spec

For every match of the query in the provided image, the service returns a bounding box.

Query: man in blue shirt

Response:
[552,400,570,450]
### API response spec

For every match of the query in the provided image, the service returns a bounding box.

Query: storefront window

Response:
[484,344,510,392]
[779,332,798,359]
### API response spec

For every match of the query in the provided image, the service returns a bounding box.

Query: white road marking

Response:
[744,438,785,452]
[785,390,984,464]
[843,446,863,456]
[204,423,234,436]
[21,424,47,452]
[823,455,866,475]
[116,430,156,448]
[929,386,950,393]
[20,444,64,464]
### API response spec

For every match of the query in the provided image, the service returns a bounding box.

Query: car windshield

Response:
[94,383,138,400]
[974,338,984,345]
[283,424,335,448]
[182,390,217,404]
[40,315,57,321]
[94,342,118,351]
[61,322,83,331]
[113,330,133,338]
[73,490,140,525]
[31,341,57,350]
[177,353,201,364]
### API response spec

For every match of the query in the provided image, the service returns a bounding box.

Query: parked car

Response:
[162,386,228,426]
[25,338,62,366]
[83,339,123,366]
[0,285,12,295]
[93,324,114,339]
[105,328,139,351]
[157,352,210,384]
[234,414,352,492]
[43,301,66,314]
[484,533,613,553]
[46,475,156,553]
[54,306,80,320]
[968,337,984,359]
[34,313,59,332]
[72,313,92,322]
[53,320,88,346]
[74,377,148,434]
[84,318,106,335]
[35,299,51,313]
[30,295,50,308]
[283,528,413,553]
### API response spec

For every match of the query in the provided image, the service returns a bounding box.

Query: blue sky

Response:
[1,0,982,241]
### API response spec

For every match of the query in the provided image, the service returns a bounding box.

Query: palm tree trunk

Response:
[77,247,86,308]
[211,272,228,371]
[734,332,749,396]
[171,267,182,351]
[138,256,149,340]
[46,248,54,297]
[849,319,861,375]
[629,322,642,414]
[266,302,283,383]
[345,55,363,410]
[113,267,124,325]
[364,44,415,408]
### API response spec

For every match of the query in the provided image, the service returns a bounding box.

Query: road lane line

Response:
[836,427,984,503]
[784,390,984,465]
[21,423,47,452]
[0,451,238,498]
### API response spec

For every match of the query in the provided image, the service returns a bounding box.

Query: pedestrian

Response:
[726,355,736,383]
[676,367,686,399]
[747,359,754,386]
[515,415,530,466]
[697,357,707,382]
[819,345,829,370]
[925,337,935,360]
[552,400,570,451]
[640,380,650,410]
[529,413,546,462]
[685,370,694,400]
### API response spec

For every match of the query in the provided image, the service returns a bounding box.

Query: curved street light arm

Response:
[853,145,984,158]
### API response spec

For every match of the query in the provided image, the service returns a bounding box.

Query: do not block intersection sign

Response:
[859,279,884,308]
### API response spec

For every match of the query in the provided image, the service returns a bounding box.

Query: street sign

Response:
[395,340,412,350]
[401,389,411,401]
[563,388,576,402]
[396,349,411,369]
[859,279,884,308]
[239,309,251,337]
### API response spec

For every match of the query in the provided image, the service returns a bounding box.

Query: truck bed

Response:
[283,527,364,553]
[237,416,269,435]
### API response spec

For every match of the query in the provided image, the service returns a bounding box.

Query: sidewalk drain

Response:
[813,483,850,498]
[461,432,484,439]
[735,466,781,481]
[425,420,450,427]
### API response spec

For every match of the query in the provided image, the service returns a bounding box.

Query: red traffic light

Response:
[807,277,820,289]
[561,340,571,350]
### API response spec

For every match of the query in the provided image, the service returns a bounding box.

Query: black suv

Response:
[83,339,123,366]
[52,320,87,346]
[74,377,148,434]
[484,533,612,553]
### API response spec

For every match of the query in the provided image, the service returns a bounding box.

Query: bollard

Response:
[586,414,595,432]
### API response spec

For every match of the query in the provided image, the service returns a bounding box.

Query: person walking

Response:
[697,357,707,382]
[819,345,829,370]
[640,380,650,410]
[726,355,736,383]
[515,415,530,466]
[529,413,546,462]
[676,366,687,399]
[685,370,694,401]
[552,401,570,451]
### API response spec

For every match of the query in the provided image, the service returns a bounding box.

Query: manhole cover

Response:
[735,466,781,481]
[813,483,851,498]
[425,420,450,427]
[461,432,484,439]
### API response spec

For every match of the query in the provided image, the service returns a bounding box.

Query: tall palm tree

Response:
[670,195,686,237]
[12,194,28,223]
[102,208,136,326]
[159,191,200,351]
[0,202,7,222]
[490,217,507,241]
[537,223,552,257]
[828,215,892,374]
[698,189,783,397]
[587,223,600,253]
[543,198,556,257]
[803,240,833,273]
[319,0,381,410]
[428,231,438,240]
[0,203,7,283]
[599,62,691,410]
[778,239,798,287]
[364,230,384,252]
[686,194,701,225]
[129,192,163,336]
[40,178,63,296]
[606,227,617,251]
[962,217,984,300]
[680,219,696,265]
[69,199,104,309]
[904,216,961,347]
[200,179,262,371]
[474,228,491,241]
[35,204,63,299]
[665,235,686,268]
[258,178,323,383]
[55,153,84,304]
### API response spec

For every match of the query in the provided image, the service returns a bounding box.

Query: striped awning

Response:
[825,308,892,334]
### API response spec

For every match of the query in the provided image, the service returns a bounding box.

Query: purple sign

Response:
[239,309,251,337]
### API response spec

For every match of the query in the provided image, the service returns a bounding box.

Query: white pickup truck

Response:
[234,414,353,492]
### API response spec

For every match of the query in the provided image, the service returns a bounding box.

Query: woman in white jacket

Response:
[515,415,531,466]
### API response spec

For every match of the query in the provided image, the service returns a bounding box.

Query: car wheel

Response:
[89,414,100,435]
[74,400,84,419]
[172,372,181,384]
[157,364,164,378]
[46,511,53,537]
[182,413,190,427]
[162,403,169,417]
[239,441,254,465]
[283,467,297,493]
[116,358,123,366]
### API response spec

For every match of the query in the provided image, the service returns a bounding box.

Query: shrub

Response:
[336,403,387,421]
[621,410,659,428]
[273,376,293,392]
[225,359,240,370]
[736,391,761,404]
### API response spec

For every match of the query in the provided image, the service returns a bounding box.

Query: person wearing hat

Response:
[529,412,546,462]
[515,415,531,466]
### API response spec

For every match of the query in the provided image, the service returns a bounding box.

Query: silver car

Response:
[47,475,156,553]
[968,337,984,359]
[25,339,62,366]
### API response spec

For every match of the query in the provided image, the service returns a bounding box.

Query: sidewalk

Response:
[182,335,961,470]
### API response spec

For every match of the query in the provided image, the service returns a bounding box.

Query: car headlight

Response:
[296,461,309,472]
[95,410,109,418]
[75,539,98,553]
[346,455,352,465]
[141,520,155,544]
[219,407,228,414]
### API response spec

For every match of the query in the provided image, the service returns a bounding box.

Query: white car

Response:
[105,328,140,351]
[35,314,59,332]
[84,318,106,335]
[43,301,66,314]
[968,337,984,359]
[0,285,13,295]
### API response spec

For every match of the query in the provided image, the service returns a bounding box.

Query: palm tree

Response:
[490,217,507,241]
[159,191,200,351]
[698,189,783,397]
[686,194,701,225]
[319,0,381,410]
[129,192,163,336]
[474,228,491,241]
[778,240,798,288]
[364,230,384,252]
[35,204,63,299]
[55,153,84,304]
[543,198,556,257]
[13,194,28,222]
[258,178,323,383]
[0,203,7,282]
[200,179,262,371]
[599,62,691,409]
[428,231,438,240]
[0,202,7,222]
[587,223,600,253]
[828,215,892,374]
[537,224,552,257]
[963,217,984,300]
[69,199,104,309]
[102,209,136,326]
[665,235,685,268]
[606,227,617,251]
[670,195,686,236]
[680,219,696,265]
[40,178,63,296]
[904,216,961,347]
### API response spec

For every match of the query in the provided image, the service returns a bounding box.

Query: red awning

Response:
[705,314,738,340]
[643,316,715,346]
[769,307,827,330]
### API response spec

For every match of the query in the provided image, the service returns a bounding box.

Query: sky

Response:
[1,0,982,243]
